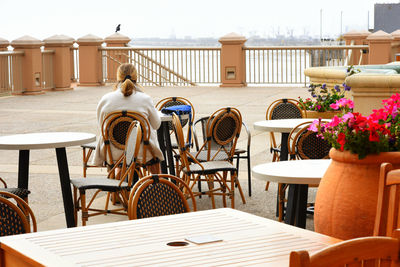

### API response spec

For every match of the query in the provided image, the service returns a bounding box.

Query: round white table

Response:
[254,118,319,161]
[0,132,96,228]
[252,159,331,228]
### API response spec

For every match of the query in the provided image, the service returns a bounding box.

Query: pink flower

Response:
[308,120,320,132]
[330,103,339,110]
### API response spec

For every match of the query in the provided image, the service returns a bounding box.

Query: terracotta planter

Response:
[314,148,400,240]
[305,110,341,119]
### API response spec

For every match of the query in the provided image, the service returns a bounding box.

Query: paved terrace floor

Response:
[0,84,316,231]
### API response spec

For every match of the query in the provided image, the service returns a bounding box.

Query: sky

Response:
[0,0,397,41]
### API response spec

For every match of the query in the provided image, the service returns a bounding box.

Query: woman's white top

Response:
[92,88,164,166]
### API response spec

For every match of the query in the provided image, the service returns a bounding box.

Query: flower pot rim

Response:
[329,148,400,164]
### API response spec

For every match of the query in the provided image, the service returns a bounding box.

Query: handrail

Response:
[131,50,196,86]
[101,47,220,51]
[0,51,24,55]
[245,45,369,50]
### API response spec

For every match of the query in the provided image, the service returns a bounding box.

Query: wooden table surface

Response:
[0,208,340,267]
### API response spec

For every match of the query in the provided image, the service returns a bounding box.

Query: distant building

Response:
[374,3,400,33]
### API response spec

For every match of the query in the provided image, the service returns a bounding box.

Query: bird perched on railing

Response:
[115,24,121,33]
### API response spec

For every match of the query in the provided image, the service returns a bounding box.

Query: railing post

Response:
[43,35,75,91]
[104,33,131,82]
[0,37,8,51]
[77,34,104,87]
[366,30,394,64]
[0,38,9,94]
[343,30,370,65]
[390,29,400,61]
[11,35,44,95]
[218,33,247,87]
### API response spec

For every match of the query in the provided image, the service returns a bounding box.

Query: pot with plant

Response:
[310,93,400,240]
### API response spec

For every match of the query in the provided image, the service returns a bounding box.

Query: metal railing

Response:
[101,47,221,86]
[0,51,24,95]
[244,45,368,85]
[42,50,54,90]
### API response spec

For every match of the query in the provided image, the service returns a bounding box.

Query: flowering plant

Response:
[298,83,351,112]
[309,94,400,159]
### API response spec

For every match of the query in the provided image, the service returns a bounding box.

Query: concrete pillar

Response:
[367,30,394,64]
[391,29,400,61]
[343,30,370,65]
[104,33,131,82]
[218,33,247,87]
[43,35,75,91]
[0,37,9,51]
[11,35,44,95]
[346,74,400,115]
[77,34,104,87]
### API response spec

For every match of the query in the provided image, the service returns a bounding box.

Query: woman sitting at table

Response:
[92,63,163,174]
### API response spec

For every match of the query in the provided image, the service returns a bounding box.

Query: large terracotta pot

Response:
[306,110,341,119]
[314,148,400,240]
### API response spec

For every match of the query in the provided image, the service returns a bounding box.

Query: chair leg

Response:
[247,154,251,197]
[278,183,287,222]
[230,171,235,209]
[80,189,88,226]
[235,174,246,205]
[265,181,270,191]
[73,187,78,226]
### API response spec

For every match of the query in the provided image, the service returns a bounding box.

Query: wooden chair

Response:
[271,121,331,222]
[128,174,196,219]
[0,176,30,203]
[71,111,157,226]
[172,108,246,209]
[0,191,37,236]
[193,117,252,196]
[289,229,400,267]
[156,96,195,149]
[265,98,306,190]
[374,163,400,237]
[80,110,138,178]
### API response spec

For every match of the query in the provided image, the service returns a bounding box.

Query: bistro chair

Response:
[0,176,30,203]
[0,191,37,236]
[128,174,196,219]
[289,229,400,267]
[193,117,252,196]
[271,121,332,222]
[80,110,138,178]
[71,112,157,226]
[172,108,246,209]
[265,98,306,190]
[374,163,400,237]
[156,96,195,149]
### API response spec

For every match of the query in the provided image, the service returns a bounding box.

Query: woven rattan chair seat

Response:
[183,160,236,175]
[70,177,129,191]
[0,188,30,199]
[190,150,229,162]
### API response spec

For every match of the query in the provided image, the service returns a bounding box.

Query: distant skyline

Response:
[0,0,398,41]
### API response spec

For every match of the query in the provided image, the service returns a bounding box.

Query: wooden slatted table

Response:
[0,208,340,266]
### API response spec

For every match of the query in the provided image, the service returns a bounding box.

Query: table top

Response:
[0,208,340,267]
[0,132,96,150]
[253,118,321,133]
[252,159,331,184]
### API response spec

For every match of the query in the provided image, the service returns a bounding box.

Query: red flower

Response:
[337,132,346,151]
